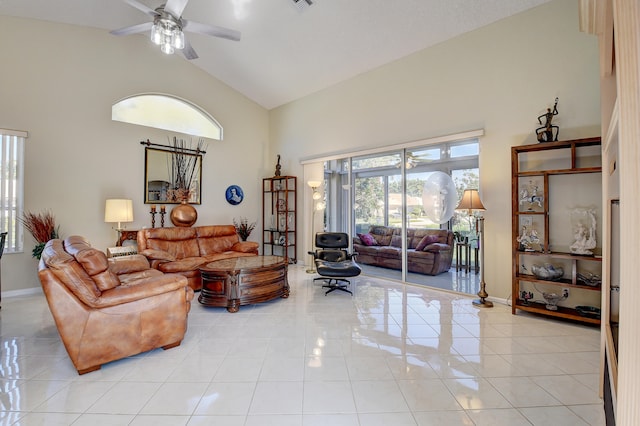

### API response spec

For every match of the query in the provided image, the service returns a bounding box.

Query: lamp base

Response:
[472,298,494,308]
[114,228,124,247]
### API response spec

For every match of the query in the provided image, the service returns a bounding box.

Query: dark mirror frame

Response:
[144,147,202,204]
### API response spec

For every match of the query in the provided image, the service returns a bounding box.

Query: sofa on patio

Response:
[353,225,454,276]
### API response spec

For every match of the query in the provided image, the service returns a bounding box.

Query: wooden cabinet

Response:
[511,137,602,324]
[262,176,297,263]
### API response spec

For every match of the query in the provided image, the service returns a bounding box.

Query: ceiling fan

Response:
[396,152,435,169]
[110,0,241,60]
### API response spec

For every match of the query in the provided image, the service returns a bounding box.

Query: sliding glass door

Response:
[320,138,480,293]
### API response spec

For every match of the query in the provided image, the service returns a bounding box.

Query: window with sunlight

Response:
[112,93,223,140]
[1,129,26,253]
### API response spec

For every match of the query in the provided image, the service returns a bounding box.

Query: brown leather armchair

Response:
[38,236,194,374]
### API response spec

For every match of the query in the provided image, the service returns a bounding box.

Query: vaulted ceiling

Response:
[1,0,553,109]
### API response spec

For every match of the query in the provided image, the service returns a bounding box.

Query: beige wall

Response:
[0,16,269,292]
[269,0,601,299]
[1,0,601,301]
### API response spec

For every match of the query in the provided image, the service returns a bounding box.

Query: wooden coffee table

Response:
[198,255,289,312]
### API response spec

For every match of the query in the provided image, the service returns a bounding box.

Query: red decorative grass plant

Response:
[20,210,59,259]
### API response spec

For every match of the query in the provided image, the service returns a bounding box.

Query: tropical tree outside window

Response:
[346,139,479,235]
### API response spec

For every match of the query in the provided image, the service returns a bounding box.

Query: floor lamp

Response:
[456,189,493,308]
[306,181,322,273]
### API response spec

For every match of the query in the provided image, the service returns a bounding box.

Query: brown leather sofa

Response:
[38,236,194,375]
[354,225,454,275]
[137,225,259,291]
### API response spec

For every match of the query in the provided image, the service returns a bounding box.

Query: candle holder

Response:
[160,206,166,228]
[150,207,157,228]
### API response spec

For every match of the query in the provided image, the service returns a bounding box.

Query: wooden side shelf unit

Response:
[511,137,602,325]
[262,176,297,263]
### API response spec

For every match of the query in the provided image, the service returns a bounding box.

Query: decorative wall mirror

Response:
[144,147,202,204]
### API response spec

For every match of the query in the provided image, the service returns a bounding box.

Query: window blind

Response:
[1,129,27,253]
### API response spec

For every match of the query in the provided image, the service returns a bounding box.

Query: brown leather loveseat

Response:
[38,236,194,374]
[354,225,454,275]
[137,225,259,291]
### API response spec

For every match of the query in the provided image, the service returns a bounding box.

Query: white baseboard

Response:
[2,287,43,299]
[486,296,509,306]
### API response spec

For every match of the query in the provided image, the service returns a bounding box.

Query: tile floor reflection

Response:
[359,264,481,296]
[0,266,604,425]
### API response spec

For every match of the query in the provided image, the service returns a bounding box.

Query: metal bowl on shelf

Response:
[577,272,601,287]
[531,263,564,281]
[542,291,566,310]
[575,305,601,319]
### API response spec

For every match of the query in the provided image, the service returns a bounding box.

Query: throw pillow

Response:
[415,234,440,251]
[357,233,377,246]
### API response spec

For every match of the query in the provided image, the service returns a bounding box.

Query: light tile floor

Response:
[0,266,604,425]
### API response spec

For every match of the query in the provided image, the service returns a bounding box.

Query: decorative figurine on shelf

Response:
[516,224,543,252]
[569,207,597,255]
[520,290,534,305]
[275,154,282,177]
[519,179,544,211]
[536,97,559,143]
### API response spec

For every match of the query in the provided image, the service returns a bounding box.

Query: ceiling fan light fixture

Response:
[161,42,175,55]
[151,14,184,54]
[150,23,161,44]
[174,30,185,49]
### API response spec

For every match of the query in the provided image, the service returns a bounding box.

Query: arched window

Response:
[112,93,223,140]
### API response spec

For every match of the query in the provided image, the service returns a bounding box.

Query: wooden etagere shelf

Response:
[513,301,601,325]
[262,176,297,263]
[511,137,602,325]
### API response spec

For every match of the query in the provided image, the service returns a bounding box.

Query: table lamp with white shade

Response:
[104,199,134,246]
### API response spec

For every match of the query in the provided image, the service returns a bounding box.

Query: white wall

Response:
[0,16,269,293]
[268,0,601,299]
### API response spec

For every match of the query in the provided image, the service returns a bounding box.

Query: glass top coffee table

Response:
[198,255,289,312]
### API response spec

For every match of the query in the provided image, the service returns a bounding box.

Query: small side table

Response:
[117,229,139,247]
[456,241,479,274]
[455,242,471,273]
[472,245,479,274]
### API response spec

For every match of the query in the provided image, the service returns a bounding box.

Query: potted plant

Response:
[233,217,256,241]
[167,137,205,203]
[19,210,60,259]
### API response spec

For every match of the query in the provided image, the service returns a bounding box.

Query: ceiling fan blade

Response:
[183,20,241,41]
[123,0,158,17]
[181,40,199,60]
[165,0,190,18]
[110,21,153,36]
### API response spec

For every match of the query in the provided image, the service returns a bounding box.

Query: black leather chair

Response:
[309,232,361,295]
